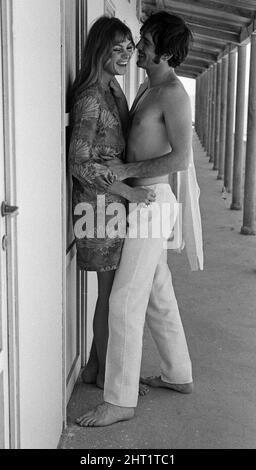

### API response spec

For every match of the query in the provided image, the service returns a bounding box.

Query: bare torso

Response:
[126,78,182,186]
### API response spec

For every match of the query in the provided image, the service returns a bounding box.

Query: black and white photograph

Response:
[0,0,255,456]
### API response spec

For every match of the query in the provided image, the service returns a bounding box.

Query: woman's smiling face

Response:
[103,37,135,77]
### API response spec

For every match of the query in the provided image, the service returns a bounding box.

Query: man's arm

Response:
[109,84,192,179]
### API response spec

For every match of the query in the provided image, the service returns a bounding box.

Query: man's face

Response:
[136,31,158,70]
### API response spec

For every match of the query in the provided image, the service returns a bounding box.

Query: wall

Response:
[12,0,63,448]
[87,0,104,26]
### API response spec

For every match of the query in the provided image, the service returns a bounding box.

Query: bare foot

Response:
[81,363,98,384]
[140,376,194,394]
[139,381,149,396]
[75,402,135,427]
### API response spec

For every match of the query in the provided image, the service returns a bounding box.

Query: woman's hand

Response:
[127,187,156,205]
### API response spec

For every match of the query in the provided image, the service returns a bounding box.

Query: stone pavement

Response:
[59,133,256,449]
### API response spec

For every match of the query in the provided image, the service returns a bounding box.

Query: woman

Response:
[69,16,156,389]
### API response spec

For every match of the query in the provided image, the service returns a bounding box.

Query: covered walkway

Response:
[59,133,256,449]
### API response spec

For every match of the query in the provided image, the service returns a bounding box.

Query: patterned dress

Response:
[69,84,126,271]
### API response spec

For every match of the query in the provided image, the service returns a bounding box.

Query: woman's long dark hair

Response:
[71,16,134,103]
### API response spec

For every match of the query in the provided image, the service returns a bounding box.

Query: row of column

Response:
[195,33,256,235]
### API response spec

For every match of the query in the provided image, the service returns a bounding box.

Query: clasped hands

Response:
[105,159,156,206]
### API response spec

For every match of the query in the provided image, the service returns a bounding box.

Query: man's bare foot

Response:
[139,382,149,396]
[75,402,135,427]
[81,363,98,384]
[140,376,194,394]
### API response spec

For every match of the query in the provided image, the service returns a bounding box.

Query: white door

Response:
[0,14,10,449]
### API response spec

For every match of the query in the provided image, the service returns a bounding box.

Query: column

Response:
[208,66,213,161]
[214,60,222,171]
[217,55,228,180]
[195,76,199,135]
[231,43,247,210]
[198,74,202,143]
[202,72,207,148]
[224,49,237,192]
[205,69,211,156]
[210,63,217,165]
[241,33,256,235]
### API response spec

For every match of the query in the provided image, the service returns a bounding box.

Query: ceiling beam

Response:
[174,13,242,33]
[189,24,240,44]
[176,70,201,79]
[176,71,197,79]
[201,0,256,11]
[183,57,212,68]
[177,63,205,70]
[188,50,217,61]
[240,17,256,43]
[217,17,256,61]
[186,55,215,67]
[190,41,223,54]
[176,63,205,74]
[156,0,253,19]
[155,0,165,8]
[170,8,247,27]
[193,32,229,47]
[192,36,227,52]
[142,1,253,23]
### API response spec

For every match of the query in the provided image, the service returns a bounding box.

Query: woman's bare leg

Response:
[94,270,116,388]
[81,271,115,387]
[81,339,98,384]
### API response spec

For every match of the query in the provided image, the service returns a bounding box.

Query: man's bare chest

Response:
[132,98,163,128]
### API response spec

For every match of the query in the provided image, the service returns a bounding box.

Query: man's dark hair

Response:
[141,11,193,67]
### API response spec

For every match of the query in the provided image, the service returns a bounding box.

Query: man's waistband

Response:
[128,176,169,187]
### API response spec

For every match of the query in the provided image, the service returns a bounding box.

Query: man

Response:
[76,11,203,427]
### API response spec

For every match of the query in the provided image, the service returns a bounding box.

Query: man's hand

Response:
[106,159,128,181]
[127,187,156,204]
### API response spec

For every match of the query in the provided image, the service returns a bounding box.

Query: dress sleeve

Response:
[69,91,116,191]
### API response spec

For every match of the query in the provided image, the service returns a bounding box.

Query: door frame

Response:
[60,0,67,429]
[60,0,88,426]
[1,0,21,449]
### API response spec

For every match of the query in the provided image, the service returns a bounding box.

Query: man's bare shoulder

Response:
[158,78,190,109]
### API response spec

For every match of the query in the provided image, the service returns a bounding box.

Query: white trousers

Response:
[104,184,192,407]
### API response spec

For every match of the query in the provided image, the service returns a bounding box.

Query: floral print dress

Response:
[69,84,126,271]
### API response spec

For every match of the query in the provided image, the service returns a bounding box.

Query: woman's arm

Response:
[69,91,118,190]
